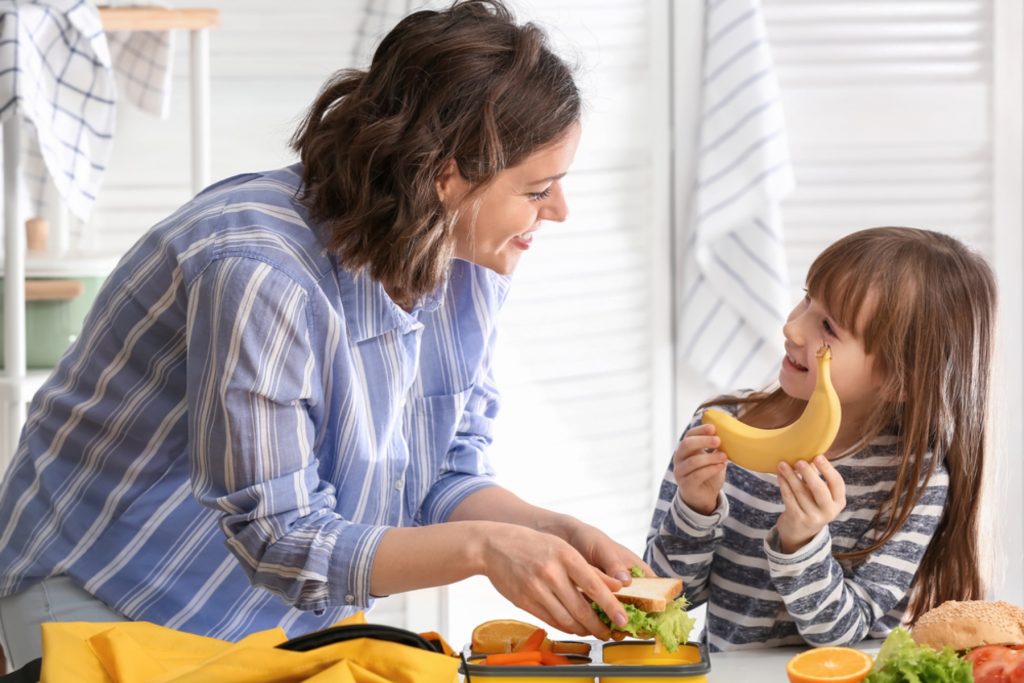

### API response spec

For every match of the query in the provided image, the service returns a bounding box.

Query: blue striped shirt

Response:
[0,164,509,639]
[646,400,948,651]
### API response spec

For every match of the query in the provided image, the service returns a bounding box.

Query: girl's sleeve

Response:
[765,464,949,646]
[644,411,728,608]
[185,256,386,612]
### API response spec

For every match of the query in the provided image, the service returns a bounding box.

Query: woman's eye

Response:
[528,187,553,201]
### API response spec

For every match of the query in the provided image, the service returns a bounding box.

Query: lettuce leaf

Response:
[592,597,695,653]
[865,627,973,683]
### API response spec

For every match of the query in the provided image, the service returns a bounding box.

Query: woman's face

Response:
[442,124,581,275]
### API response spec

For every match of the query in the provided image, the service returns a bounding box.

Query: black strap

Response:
[276,623,442,654]
[0,658,40,683]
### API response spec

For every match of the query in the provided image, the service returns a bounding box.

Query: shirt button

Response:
[345,594,354,604]
[394,479,404,491]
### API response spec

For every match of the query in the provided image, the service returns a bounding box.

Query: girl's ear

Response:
[435,159,469,206]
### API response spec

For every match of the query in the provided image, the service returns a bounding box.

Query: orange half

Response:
[471,619,540,654]
[786,647,874,683]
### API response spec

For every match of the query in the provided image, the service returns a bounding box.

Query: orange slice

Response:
[471,619,540,654]
[786,647,874,683]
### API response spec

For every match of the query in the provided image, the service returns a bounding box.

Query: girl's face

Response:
[779,293,884,412]
[441,124,581,275]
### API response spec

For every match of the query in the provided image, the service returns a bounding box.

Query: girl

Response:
[646,227,995,651]
[0,0,641,669]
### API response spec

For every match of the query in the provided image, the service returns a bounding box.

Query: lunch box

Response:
[460,640,711,682]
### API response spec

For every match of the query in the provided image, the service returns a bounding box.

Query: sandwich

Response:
[912,600,1024,651]
[911,600,1024,683]
[591,576,695,652]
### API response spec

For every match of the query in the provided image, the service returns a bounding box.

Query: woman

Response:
[0,0,640,668]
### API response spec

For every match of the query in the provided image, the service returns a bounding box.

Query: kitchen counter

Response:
[706,642,880,682]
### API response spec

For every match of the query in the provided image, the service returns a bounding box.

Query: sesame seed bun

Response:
[911,600,1024,651]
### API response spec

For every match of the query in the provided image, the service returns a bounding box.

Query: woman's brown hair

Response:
[709,227,996,621]
[291,0,581,308]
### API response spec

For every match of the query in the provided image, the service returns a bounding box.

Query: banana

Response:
[701,345,842,473]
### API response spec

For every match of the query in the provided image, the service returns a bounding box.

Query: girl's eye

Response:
[528,187,553,202]
[823,318,836,337]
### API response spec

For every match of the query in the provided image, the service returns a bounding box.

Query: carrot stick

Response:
[484,651,544,666]
[514,627,547,652]
[539,651,573,666]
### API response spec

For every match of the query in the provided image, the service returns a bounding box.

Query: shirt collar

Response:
[290,161,451,342]
[334,262,451,343]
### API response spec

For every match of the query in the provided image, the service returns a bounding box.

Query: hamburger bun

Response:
[912,600,1024,651]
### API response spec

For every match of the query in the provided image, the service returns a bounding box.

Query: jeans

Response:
[0,575,124,671]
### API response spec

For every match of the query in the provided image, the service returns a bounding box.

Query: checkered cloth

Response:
[0,0,115,222]
[104,0,174,118]
[0,0,174,223]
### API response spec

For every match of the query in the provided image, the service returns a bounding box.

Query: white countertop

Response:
[706,642,880,682]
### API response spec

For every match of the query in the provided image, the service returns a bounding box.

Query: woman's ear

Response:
[435,159,469,206]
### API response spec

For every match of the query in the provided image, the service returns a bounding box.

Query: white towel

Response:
[353,1,453,66]
[0,0,116,222]
[353,0,413,66]
[680,0,794,391]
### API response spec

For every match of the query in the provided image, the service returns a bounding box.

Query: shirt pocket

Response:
[401,386,473,522]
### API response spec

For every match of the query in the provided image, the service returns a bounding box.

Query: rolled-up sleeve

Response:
[185,256,383,611]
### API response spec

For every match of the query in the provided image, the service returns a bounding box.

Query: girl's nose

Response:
[783,317,802,345]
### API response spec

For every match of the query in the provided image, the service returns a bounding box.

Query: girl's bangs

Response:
[805,248,877,336]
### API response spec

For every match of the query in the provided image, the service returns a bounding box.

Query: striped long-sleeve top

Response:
[645,402,948,652]
[0,164,508,639]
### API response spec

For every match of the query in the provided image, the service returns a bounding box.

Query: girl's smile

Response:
[782,349,808,373]
[779,294,883,426]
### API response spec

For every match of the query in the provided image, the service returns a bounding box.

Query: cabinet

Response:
[0,7,220,470]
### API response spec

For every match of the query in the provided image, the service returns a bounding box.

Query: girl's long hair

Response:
[708,227,996,621]
[291,0,581,309]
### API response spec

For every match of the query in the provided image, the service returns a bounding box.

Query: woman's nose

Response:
[541,184,569,223]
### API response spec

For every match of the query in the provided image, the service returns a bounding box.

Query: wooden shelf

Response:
[98,7,220,31]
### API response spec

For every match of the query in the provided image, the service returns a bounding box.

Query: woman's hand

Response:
[775,455,846,553]
[673,423,728,516]
[478,523,629,638]
[562,518,652,583]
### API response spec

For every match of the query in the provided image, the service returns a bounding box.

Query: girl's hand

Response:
[479,524,628,638]
[775,455,846,553]
[673,423,728,515]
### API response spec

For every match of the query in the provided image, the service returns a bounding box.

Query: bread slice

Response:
[912,600,1024,650]
[612,577,682,613]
